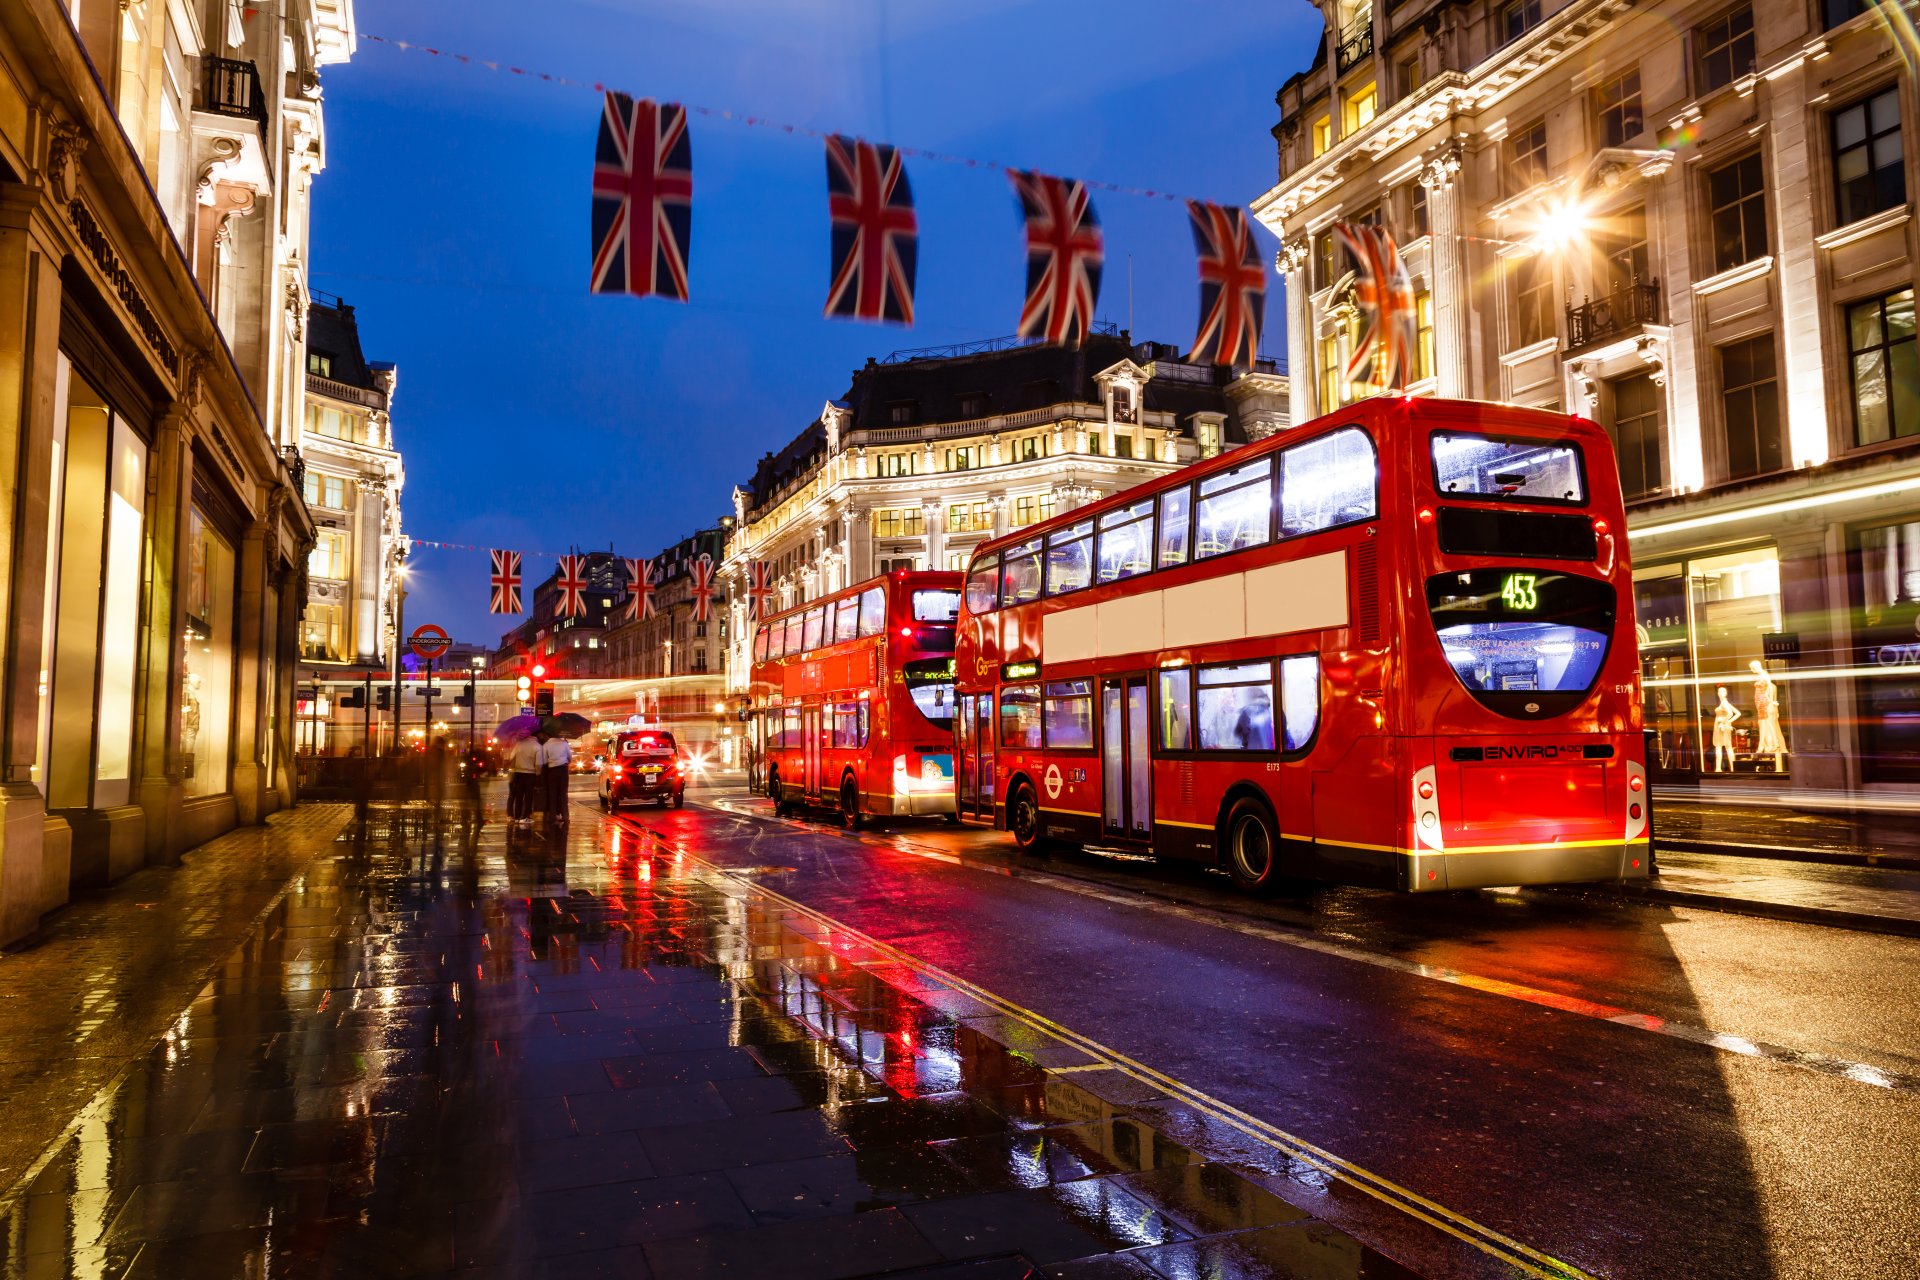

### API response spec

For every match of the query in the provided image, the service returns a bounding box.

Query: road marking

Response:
[700,794,1920,1097]
[608,809,1596,1280]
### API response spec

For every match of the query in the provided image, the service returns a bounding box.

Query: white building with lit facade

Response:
[1257,0,1917,791]
[717,330,1289,697]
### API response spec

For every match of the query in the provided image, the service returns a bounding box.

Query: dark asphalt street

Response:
[659,778,1920,1280]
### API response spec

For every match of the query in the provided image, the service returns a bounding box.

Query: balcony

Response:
[1565,280,1662,352]
[201,57,268,144]
[1336,22,1374,73]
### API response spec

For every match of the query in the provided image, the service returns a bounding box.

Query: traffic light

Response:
[376,687,393,711]
[339,688,365,708]
[455,679,475,709]
[516,671,533,708]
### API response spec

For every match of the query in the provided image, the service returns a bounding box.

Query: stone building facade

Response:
[601,525,731,681]
[718,330,1288,696]
[0,0,355,942]
[1257,0,1916,791]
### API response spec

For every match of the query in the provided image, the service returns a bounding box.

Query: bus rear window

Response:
[1432,432,1586,504]
[1427,569,1614,718]
[912,589,960,622]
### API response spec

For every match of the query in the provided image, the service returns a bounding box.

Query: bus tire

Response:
[1223,796,1282,894]
[840,777,863,831]
[770,770,792,817]
[1008,780,1045,855]
[942,811,961,825]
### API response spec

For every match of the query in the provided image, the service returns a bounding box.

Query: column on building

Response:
[1278,237,1314,418]
[1651,157,1705,491]
[1764,66,1831,469]
[353,478,385,661]
[1418,138,1470,399]
[922,500,945,571]
[990,493,1009,539]
[841,506,870,585]
[137,400,194,864]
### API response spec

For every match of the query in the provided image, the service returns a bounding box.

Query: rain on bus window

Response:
[1001,540,1044,605]
[1158,487,1192,568]
[1431,431,1587,504]
[965,557,999,614]
[1280,654,1320,750]
[859,587,885,635]
[1196,661,1276,751]
[1046,520,1093,596]
[1043,680,1095,749]
[1096,499,1154,584]
[1195,458,1274,560]
[912,589,961,622]
[834,597,860,644]
[802,608,826,651]
[1281,428,1377,536]
[999,683,1042,748]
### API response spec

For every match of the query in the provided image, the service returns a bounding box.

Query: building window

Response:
[1706,152,1768,274]
[1415,288,1434,381]
[1718,335,1783,479]
[1594,70,1643,148]
[1315,228,1339,291]
[307,352,332,378]
[305,403,363,444]
[1398,54,1421,97]
[1196,418,1224,457]
[1849,520,1920,780]
[1411,183,1429,238]
[1012,493,1056,528]
[1824,0,1873,29]
[1501,0,1541,43]
[1598,204,1649,290]
[1343,82,1378,135]
[310,529,349,580]
[1318,332,1345,411]
[888,400,917,425]
[1507,120,1549,195]
[1695,5,1755,93]
[874,451,918,477]
[1831,88,1905,228]
[1311,114,1332,157]
[958,393,989,418]
[301,602,345,663]
[1609,373,1663,498]
[1848,288,1919,446]
[1015,434,1048,461]
[947,502,992,534]
[873,507,924,539]
[1511,255,1555,348]
[945,445,979,471]
[303,471,349,510]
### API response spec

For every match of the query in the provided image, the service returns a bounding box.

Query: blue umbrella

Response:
[494,714,542,744]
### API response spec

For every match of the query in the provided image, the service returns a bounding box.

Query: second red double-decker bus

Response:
[751,571,962,827]
[953,397,1649,893]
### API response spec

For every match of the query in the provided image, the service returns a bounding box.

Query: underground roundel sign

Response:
[1043,762,1063,801]
[409,623,451,662]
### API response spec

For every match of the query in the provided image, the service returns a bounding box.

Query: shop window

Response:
[1685,547,1788,775]
[1043,680,1095,749]
[1594,69,1643,148]
[1096,500,1154,584]
[1635,570,1696,774]
[1851,521,1920,779]
[1717,335,1783,479]
[1196,458,1273,560]
[1045,522,1093,596]
[1847,288,1919,446]
[1281,427,1378,536]
[1706,152,1768,274]
[1695,5,1756,93]
[1831,88,1904,228]
[1610,373,1664,498]
[183,508,236,798]
[999,683,1042,749]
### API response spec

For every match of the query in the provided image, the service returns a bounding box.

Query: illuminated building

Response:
[1257,0,1917,789]
[0,0,356,940]
[718,330,1288,699]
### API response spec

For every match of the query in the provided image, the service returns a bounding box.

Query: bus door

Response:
[962,694,995,820]
[802,706,824,799]
[956,695,976,813]
[1101,676,1151,840]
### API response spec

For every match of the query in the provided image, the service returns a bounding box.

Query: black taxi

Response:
[597,730,687,810]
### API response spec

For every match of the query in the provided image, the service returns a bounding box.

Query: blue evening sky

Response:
[311,0,1319,647]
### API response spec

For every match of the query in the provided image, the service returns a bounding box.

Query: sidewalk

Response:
[0,794,1428,1280]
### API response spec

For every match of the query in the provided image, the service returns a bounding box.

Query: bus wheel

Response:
[770,771,791,817]
[1008,782,1045,855]
[1224,797,1282,894]
[840,778,863,831]
[942,811,961,825]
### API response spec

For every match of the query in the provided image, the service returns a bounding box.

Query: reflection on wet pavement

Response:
[2,804,1423,1280]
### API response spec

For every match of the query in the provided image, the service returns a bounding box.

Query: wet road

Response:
[658,779,1920,1280]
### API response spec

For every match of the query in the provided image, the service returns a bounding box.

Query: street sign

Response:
[409,624,451,661]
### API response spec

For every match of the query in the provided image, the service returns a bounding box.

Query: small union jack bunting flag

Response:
[689,554,717,624]
[1186,201,1266,369]
[1334,222,1416,392]
[489,549,522,615]
[825,136,917,325]
[1009,170,1103,348]
[553,554,589,619]
[746,560,775,620]
[623,558,656,623]
[591,93,693,300]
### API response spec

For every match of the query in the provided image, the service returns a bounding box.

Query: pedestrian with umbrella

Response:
[541,714,587,829]
[497,714,543,830]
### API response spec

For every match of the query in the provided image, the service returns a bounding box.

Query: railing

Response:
[202,56,268,144]
[1336,22,1374,73]
[281,444,306,494]
[879,321,1123,365]
[306,372,387,410]
[1565,280,1662,351]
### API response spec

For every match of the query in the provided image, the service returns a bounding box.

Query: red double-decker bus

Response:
[953,397,1649,893]
[751,571,962,828]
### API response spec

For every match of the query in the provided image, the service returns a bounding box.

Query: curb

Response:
[1561,879,1920,940]
[1655,838,1920,874]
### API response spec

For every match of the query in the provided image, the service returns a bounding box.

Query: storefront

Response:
[1847,518,1920,783]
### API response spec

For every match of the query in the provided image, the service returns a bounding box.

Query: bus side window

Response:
[835,598,860,644]
[999,683,1042,749]
[784,705,801,747]
[1196,458,1274,560]
[753,627,769,663]
[803,608,826,652]
[783,615,804,656]
[1280,654,1320,750]
[1002,544,1044,605]
[1046,521,1092,596]
[1196,661,1276,752]
[1158,488,1191,568]
[1097,499,1153,584]
[1158,668,1193,751]
[1281,427,1378,537]
[859,587,885,635]
[964,559,999,615]
[1042,680,1095,748]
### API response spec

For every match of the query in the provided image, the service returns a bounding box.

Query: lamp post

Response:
[389,558,408,755]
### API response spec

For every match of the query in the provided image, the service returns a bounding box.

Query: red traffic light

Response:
[530,663,546,679]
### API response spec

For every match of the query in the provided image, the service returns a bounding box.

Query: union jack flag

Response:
[689,553,717,624]
[553,554,589,619]
[591,93,693,300]
[1009,170,1102,348]
[1334,222,1416,392]
[623,557,656,623]
[489,549,522,615]
[825,136,917,324]
[1186,201,1266,369]
[745,560,775,619]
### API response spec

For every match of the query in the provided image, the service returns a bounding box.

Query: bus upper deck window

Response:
[1281,428,1378,536]
[1046,521,1093,596]
[1158,488,1192,568]
[912,589,961,622]
[1002,543,1043,605]
[1097,499,1154,584]
[859,586,885,635]
[1196,458,1274,560]
[964,558,999,614]
[1432,431,1587,504]
[834,596,860,643]
[802,607,826,652]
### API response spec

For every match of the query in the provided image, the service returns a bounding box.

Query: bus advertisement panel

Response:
[953,397,1648,893]
[752,571,961,827]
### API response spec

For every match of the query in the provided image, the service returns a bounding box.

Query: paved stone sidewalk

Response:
[0,803,1425,1279]
[0,802,355,1193]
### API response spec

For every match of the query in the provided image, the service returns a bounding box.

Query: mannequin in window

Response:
[1749,658,1787,771]
[1712,686,1739,773]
